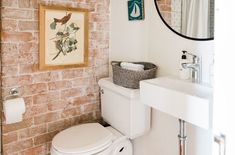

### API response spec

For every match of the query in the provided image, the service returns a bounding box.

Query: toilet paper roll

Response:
[3,98,26,124]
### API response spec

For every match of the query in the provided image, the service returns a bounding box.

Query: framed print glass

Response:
[39,5,88,70]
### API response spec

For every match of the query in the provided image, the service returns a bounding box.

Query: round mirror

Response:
[155,0,214,40]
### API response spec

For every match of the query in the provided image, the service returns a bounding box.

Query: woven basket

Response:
[111,61,157,89]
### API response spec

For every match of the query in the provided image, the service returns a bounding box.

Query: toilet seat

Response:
[52,123,113,154]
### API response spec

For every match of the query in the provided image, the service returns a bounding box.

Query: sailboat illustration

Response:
[130,2,141,18]
[128,0,144,20]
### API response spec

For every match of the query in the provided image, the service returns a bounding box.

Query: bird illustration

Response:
[54,13,72,25]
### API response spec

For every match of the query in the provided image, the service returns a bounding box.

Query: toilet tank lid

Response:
[98,78,140,99]
[52,123,113,154]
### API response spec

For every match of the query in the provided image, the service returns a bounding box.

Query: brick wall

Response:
[1,0,110,154]
[156,0,172,26]
[171,0,182,33]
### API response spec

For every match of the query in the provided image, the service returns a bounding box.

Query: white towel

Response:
[120,62,144,71]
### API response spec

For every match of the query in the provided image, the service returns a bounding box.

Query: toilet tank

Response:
[98,78,151,139]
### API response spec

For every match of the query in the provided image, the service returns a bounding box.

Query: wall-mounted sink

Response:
[140,77,213,129]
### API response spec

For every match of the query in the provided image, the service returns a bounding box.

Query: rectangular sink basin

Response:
[140,77,213,129]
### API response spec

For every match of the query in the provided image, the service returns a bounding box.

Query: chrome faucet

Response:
[181,52,201,83]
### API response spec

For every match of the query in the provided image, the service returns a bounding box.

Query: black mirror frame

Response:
[154,0,214,41]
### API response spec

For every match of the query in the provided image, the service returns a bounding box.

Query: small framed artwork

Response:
[39,5,88,70]
[128,0,145,21]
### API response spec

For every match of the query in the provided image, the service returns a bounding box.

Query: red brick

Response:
[19,124,47,139]
[3,132,18,144]
[62,69,84,79]
[18,21,38,31]
[34,131,58,145]
[72,95,96,106]
[1,43,18,55]
[61,107,81,118]
[33,91,60,105]
[166,0,171,5]
[2,0,18,7]
[2,53,19,65]
[90,31,104,40]
[90,13,109,22]
[3,139,33,154]
[83,103,99,113]
[61,88,84,99]
[33,10,39,20]
[18,0,39,9]
[2,65,18,77]
[72,77,92,87]
[2,8,33,19]
[96,3,109,13]
[19,75,33,85]
[3,118,33,133]
[24,104,47,118]
[24,96,33,107]
[32,32,39,42]
[47,100,68,111]
[19,43,38,54]
[20,83,48,96]
[79,112,97,123]
[34,112,60,125]
[2,50,34,65]
[18,53,35,64]
[47,119,71,132]
[96,22,109,31]
[19,64,38,74]
[19,144,50,155]
[2,75,32,87]
[2,19,17,31]
[2,32,33,42]
[48,81,72,90]
[33,72,60,83]
[18,0,30,8]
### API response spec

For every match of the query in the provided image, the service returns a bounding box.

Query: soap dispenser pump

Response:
[179,51,190,80]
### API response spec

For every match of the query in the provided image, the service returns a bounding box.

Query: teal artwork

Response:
[128,0,144,21]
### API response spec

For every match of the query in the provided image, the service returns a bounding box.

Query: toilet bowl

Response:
[51,78,151,155]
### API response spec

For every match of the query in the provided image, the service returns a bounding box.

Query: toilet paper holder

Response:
[4,88,20,100]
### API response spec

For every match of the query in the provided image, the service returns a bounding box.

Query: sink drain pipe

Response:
[178,119,187,155]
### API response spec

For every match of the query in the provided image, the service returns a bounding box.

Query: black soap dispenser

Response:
[179,51,190,80]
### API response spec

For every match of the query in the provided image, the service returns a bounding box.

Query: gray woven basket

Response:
[111,61,157,89]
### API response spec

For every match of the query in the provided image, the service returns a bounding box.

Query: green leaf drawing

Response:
[73,27,80,31]
[56,32,64,36]
[50,22,57,30]
[70,23,75,28]
[50,13,81,61]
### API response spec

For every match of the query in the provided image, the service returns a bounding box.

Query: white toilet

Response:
[51,78,151,155]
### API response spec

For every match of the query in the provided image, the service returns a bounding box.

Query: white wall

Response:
[213,0,235,154]
[110,0,214,155]
[109,0,148,62]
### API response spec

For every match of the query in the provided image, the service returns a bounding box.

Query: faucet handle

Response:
[186,52,197,58]
[191,54,200,63]
[183,51,199,63]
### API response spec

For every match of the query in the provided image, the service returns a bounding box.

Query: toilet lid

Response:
[52,123,113,154]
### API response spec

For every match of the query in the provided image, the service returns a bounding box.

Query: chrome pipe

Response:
[178,119,187,155]
[214,134,226,155]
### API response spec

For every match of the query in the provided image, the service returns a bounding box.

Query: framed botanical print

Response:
[39,5,88,70]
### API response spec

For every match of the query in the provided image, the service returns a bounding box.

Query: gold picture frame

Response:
[39,5,88,70]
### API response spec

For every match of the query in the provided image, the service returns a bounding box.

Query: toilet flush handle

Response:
[100,89,104,94]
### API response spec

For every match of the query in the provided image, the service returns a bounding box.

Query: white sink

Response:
[140,77,213,129]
